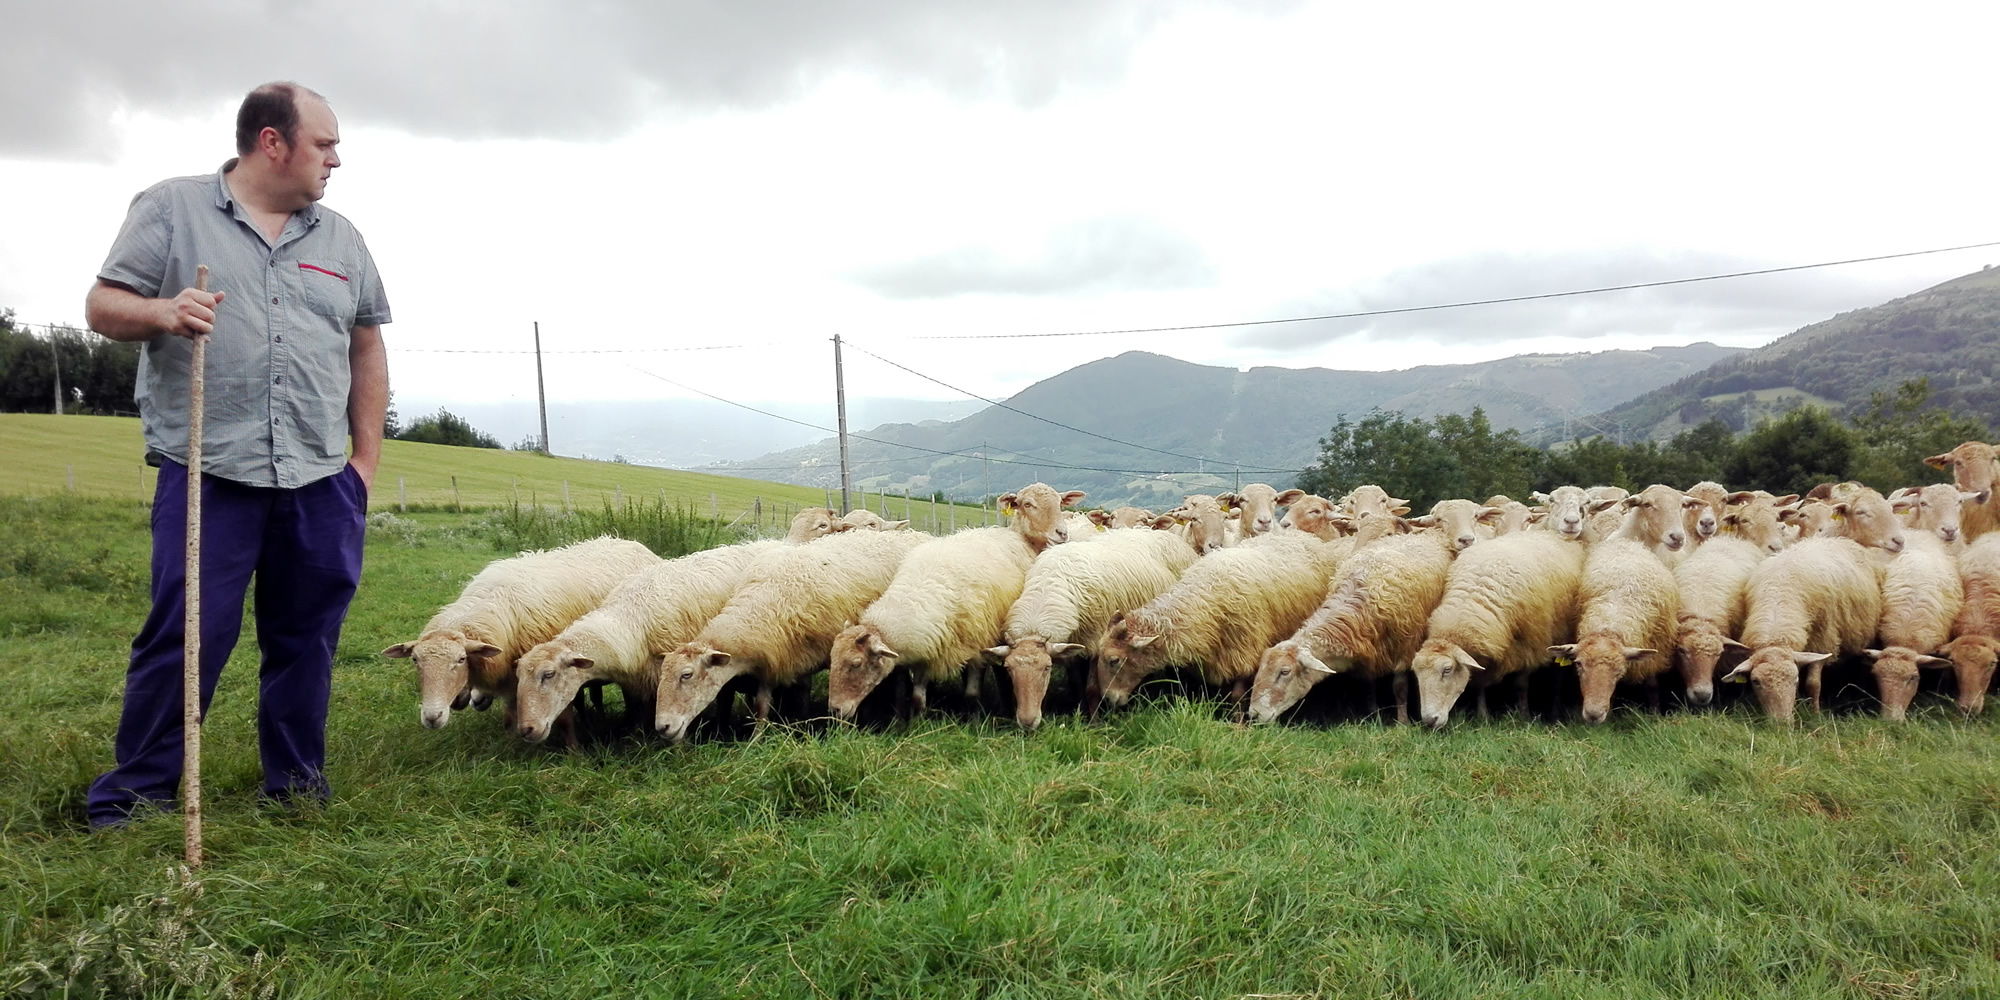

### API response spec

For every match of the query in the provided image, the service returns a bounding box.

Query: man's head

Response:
[235,81,340,209]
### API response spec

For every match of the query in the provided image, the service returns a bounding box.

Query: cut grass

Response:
[2,497,1997,999]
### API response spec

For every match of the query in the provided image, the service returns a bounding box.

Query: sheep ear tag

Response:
[1553,655,1574,667]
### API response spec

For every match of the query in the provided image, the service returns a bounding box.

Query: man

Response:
[84,81,390,828]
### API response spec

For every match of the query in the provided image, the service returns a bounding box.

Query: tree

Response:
[383,389,402,439]
[396,408,503,449]
[1846,378,1989,492]
[1724,406,1857,497]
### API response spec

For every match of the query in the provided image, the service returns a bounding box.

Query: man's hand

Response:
[160,285,226,339]
[348,455,378,493]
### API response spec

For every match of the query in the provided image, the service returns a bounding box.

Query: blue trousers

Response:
[87,460,366,828]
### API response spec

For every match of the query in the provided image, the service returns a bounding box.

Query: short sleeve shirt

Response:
[98,161,392,488]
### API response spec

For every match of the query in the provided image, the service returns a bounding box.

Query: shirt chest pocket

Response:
[296,260,357,325]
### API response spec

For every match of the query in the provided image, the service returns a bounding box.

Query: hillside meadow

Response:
[1,457,1997,996]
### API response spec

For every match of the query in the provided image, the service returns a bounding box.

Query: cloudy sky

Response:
[5,0,1996,428]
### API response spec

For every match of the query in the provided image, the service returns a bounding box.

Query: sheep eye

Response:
[680,669,694,681]
[540,670,556,683]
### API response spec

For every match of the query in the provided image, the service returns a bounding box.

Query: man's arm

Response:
[347,323,387,491]
[85,279,225,343]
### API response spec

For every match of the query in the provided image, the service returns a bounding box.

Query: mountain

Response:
[389,397,985,468]
[1578,266,2000,443]
[707,342,1745,508]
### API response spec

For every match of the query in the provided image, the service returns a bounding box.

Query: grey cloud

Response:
[1232,249,1943,353]
[3,0,1294,159]
[849,214,1216,299]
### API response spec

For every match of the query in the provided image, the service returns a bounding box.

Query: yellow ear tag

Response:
[1003,508,1017,518]
[1554,655,1575,667]
[1831,512,1845,521]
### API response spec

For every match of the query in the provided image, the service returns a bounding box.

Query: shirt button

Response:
[273,376,282,385]
[274,335,283,343]
[271,296,279,304]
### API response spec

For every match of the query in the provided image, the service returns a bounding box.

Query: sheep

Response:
[1163,494,1232,555]
[999,483,1089,551]
[1530,485,1592,541]
[1217,483,1299,540]
[383,536,660,730]
[1581,485,1631,543]
[1549,536,1679,724]
[1480,495,1536,537]
[836,509,910,532]
[1778,498,1838,543]
[1863,532,1964,720]
[1404,498,1503,553]
[1822,485,1907,555]
[1106,506,1157,529]
[1095,530,1343,717]
[1937,534,2000,716]
[652,528,931,742]
[1602,483,1693,562]
[1924,441,2000,541]
[986,528,1199,730]
[1248,501,1486,725]
[1682,480,1730,548]
[1409,526,1588,729]
[510,540,783,744]
[1719,537,1884,722]
[825,525,1040,721]
[785,507,840,543]
[1278,493,1343,540]
[1891,482,1983,548]
[1671,497,1790,707]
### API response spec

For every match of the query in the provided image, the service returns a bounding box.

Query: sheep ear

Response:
[468,643,503,660]
[1721,663,1753,683]
[1964,490,1992,505]
[381,642,414,659]
[1297,648,1337,674]
[1589,499,1622,514]
[1769,494,1800,507]
[1622,647,1658,661]
[1060,490,1088,508]
[1924,453,1955,470]
[1389,506,1411,517]
[1917,654,1954,668]
[1128,634,1158,649]
[1529,491,1553,505]
[703,650,732,668]
[1149,515,1178,531]
[1049,642,1087,661]
[983,645,1009,665]
[1724,491,1756,505]
[565,655,595,671]
[1792,651,1834,665]
[1274,489,1306,505]
[1722,637,1751,652]
[1088,510,1114,528]
[1475,506,1503,524]
[997,492,1021,513]
[1406,515,1438,528]
[1453,648,1485,672]
[1891,496,1918,513]
[1547,644,1578,664]
[1862,648,1885,661]
[1682,496,1708,510]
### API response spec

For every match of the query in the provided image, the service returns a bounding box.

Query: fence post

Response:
[930,495,938,534]
[398,476,407,512]
[563,480,571,514]
[452,475,461,512]
[754,497,762,536]
[66,464,75,491]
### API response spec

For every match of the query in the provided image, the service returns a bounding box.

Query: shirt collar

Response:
[213,158,322,227]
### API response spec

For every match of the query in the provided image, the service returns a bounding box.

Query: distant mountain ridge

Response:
[1581,266,2000,442]
[709,342,1745,508]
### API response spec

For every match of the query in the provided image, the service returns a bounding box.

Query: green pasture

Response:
[2,493,1997,999]
[0,412,998,534]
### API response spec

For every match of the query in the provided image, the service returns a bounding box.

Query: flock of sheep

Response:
[382,440,2000,742]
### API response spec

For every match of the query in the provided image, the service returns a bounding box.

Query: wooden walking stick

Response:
[183,263,209,868]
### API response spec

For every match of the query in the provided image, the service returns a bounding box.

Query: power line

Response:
[623,364,1291,481]
[906,239,2000,341]
[843,337,1299,475]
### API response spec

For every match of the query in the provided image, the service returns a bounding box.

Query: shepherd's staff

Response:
[183,263,209,868]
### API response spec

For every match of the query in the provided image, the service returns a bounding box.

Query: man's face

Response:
[280,97,341,204]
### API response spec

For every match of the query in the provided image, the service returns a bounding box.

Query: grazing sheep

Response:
[1550,537,1679,724]
[1248,501,1485,724]
[1937,534,2000,715]
[826,525,1040,721]
[1864,532,1964,720]
[987,528,1199,730]
[785,507,840,543]
[510,540,783,743]
[1096,530,1342,716]
[1720,537,1884,722]
[1409,526,1588,729]
[383,537,660,730]
[1672,498,1789,707]
[1924,441,2000,541]
[653,528,931,742]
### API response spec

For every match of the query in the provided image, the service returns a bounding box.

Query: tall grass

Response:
[489,496,751,556]
[4,497,1998,999]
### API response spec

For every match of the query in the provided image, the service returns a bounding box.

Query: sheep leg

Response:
[1804,662,1825,711]
[1229,675,1251,725]
[963,662,982,702]
[1516,677,1531,719]
[1392,672,1409,725]
[911,674,929,718]
[753,682,774,734]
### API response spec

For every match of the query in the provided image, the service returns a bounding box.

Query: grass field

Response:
[0,412,999,535]
[3,494,1999,998]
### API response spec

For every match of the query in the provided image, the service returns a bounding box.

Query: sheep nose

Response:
[1456,535,1476,549]
[1943,527,1959,541]
[421,711,447,730]
[1582,707,1609,724]
[1698,518,1717,537]
[1666,531,1685,550]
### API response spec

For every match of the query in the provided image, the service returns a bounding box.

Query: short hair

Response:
[234,82,327,155]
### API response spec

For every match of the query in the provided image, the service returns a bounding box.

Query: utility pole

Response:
[533,321,550,455]
[49,327,63,415]
[834,334,853,514]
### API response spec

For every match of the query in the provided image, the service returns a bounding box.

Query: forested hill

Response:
[1580,266,2000,442]
[709,342,1741,509]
